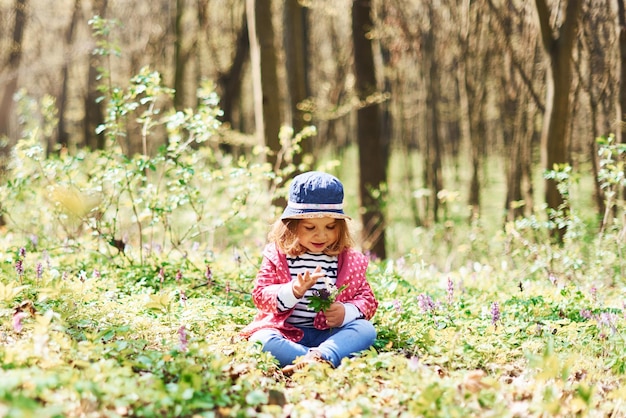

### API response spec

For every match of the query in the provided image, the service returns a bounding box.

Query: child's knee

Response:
[352,319,377,342]
[364,321,377,342]
[250,329,283,347]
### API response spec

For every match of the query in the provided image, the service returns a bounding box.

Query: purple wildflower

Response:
[15,259,24,277]
[225,281,231,294]
[36,262,43,279]
[314,288,332,301]
[179,289,187,306]
[408,356,420,371]
[447,277,454,304]
[548,273,557,286]
[205,264,213,286]
[30,234,38,249]
[417,293,436,313]
[491,302,501,327]
[13,311,28,333]
[580,309,592,320]
[19,247,26,258]
[396,257,406,270]
[178,325,188,352]
[597,312,618,334]
[590,286,597,303]
[176,270,182,283]
[93,269,101,279]
[393,299,403,313]
[158,267,165,284]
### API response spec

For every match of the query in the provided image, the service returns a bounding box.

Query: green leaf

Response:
[0,283,29,303]
[245,390,268,406]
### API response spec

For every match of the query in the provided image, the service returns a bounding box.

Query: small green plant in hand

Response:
[308,282,348,312]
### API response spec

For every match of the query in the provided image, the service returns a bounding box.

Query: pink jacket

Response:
[240,243,378,342]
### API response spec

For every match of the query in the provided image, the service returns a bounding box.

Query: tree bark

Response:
[616,0,626,220]
[246,0,282,172]
[57,0,82,153]
[460,2,487,221]
[173,0,185,110]
[283,0,312,167]
[217,8,249,133]
[535,0,583,242]
[352,0,387,258]
[0,0,28,227]
[422,6,444,224]
[0,0,28,140]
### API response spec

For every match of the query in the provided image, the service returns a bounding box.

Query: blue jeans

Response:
[250,319,377,368]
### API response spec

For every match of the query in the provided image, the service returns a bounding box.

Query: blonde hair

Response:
[268,218,354,256]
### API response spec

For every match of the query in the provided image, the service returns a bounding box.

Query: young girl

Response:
[240,171,378,375]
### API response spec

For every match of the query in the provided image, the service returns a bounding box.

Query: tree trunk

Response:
[535,0,583,242]
[173,0,185,110]
[460,0,490,222]
[466,73,486,222]
[352,0,387,259]
[0,0,28,227]
[422,6,444,224]
[503,90,526,222]
[84,0,108,150]
[283,0,312,167]
[0,0,28,139]
[57,0,82,154]
[217,8,249,135]
[247,0,282,173]
[616,0,626,219]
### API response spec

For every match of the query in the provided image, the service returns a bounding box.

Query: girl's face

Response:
[295,217,340,253]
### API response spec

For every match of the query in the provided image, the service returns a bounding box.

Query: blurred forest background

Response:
[0,0,623,259]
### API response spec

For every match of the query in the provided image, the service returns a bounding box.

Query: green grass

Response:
[1,237,624,417]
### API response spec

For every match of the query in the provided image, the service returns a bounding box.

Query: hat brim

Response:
[281,209,351,220]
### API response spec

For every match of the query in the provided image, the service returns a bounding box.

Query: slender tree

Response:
[283,0,312,167]
[422,5,444,224]
[57,0,82,153]
[173,0,185,110]
[534,0,583,241]
[578,0,614,219]
[84,0,108,150]
[458,0,488,221]
[246,0,282,172]
[0,0,28,227]
[619,0,626,146]
[615,0,626,223]
[217,8,249,133]
[0,0,28,139]
[352,0,387,258]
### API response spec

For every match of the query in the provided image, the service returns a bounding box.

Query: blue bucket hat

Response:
[281,171,350,220]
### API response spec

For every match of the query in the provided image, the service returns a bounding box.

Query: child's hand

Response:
[324,302,345,328]
[292,266,324,299]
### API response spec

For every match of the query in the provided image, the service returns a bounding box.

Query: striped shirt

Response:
[279,252,338,328]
